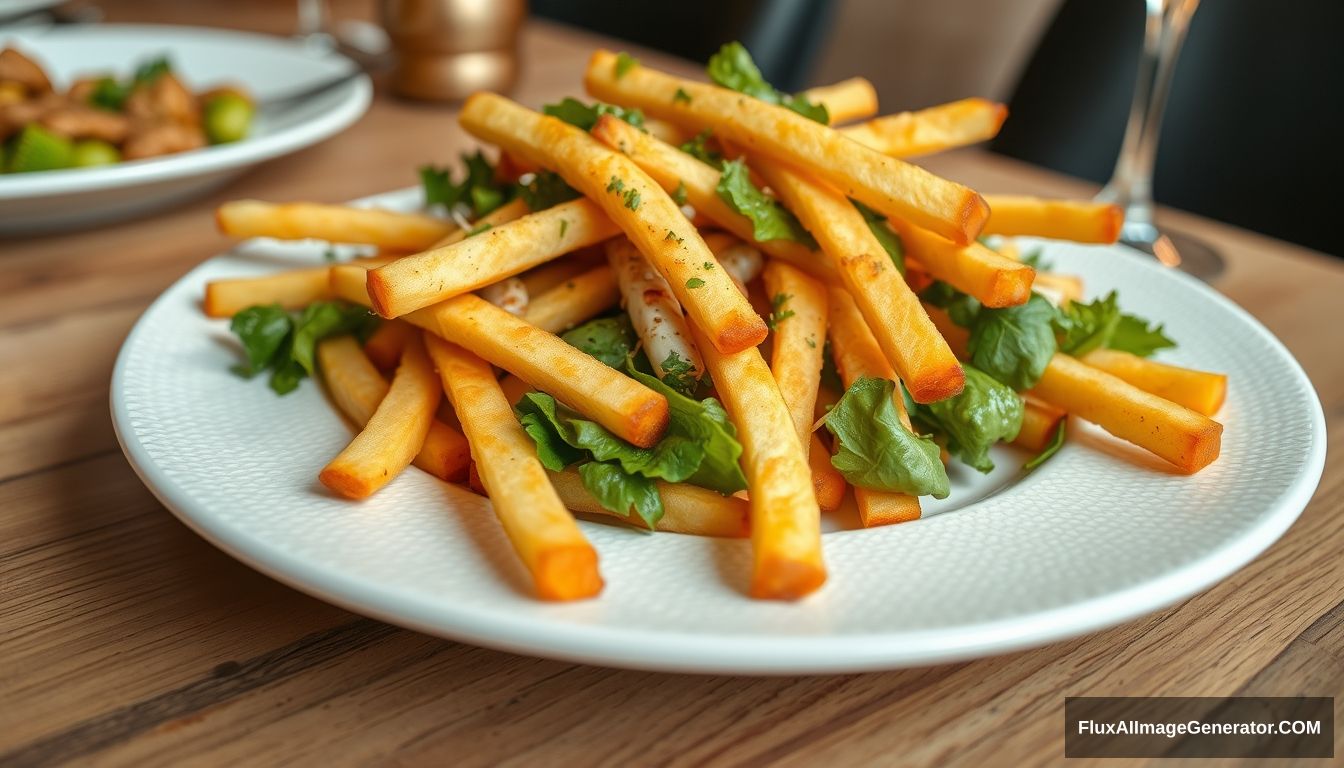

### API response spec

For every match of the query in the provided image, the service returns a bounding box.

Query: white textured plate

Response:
[0,24,370,234]
[111,188,1326,673]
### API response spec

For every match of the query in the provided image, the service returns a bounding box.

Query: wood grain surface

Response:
[2,3,1341,766]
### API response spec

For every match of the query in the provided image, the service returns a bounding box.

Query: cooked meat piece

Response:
[125,73,200,128]
[39,105,131,143]
[122,120,206,160]
[0,47,53,96]
[0,93,61,140]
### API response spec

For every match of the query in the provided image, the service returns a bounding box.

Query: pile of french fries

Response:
[204,47,1227,603]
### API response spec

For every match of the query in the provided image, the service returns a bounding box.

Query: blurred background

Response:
[4,0,1340,255]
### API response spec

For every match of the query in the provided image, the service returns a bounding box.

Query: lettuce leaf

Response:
[542,97,644,131]
[679,129,723,169]
[1024,419,1066,471]
[228,301,377,395]
[824,377,949,498]
[1055,291,1121,356]
[1108,314,1177,357]
[968,293,1059,391]
[578,462,662,529]
[516,170,579,211]
[420,151,511,217]
[716,159,816,246]
[560,316,637,368]
[706,42,829,124]
[912,366,1023,473]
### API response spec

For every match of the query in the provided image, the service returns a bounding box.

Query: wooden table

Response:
[3,5,1341,766]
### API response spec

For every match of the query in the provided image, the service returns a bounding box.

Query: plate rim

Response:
[108,210,1329,674]
[0,23,372,199]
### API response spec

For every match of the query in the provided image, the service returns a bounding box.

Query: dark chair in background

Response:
[529,0,835,92]
[992,0,1342,256]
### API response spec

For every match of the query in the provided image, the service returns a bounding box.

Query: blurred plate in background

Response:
[0,24,371,234]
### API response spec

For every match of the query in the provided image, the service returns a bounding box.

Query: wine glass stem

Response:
[1098,0,1199,240]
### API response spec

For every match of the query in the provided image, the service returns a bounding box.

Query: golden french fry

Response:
[317,335,471,480]
[1080,348,1227,417]
[809,433,846,511]
[827,286,923,526]
[545,469,749,538]
[366,198,620,318]
[840,98,1008,157]
[589,115,836,281]
[429,197,530,248]
[459,93,767,354]
[522,264,621,334]
[762,261,829,443]
[643,117,689,146]
[361,319,414,370]
[1029,354,1222,473]
[518,250,604,296]
[425,335,603,601]
[756,160,966,402]
[319,334,441,498]
[891,218,1035,308]
[1032,272,1085,305]
[801,77,878,124]
[688,324,825,600]
[203,267,331,318]
[1013,399,1066,452]
[983,196,1123,244]
[497,373,532,406]
[216,200,453,250]
[332,264,669,448]
[584,50,988,245]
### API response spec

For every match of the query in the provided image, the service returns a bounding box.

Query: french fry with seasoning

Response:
[840,98,1008,157]
[201,256,397,319]
[608,238,705,384]
[689,324,825,600]
[316,336,471,480]
[827,287,923,527]
[331,264,669,448]
[982,196,1123,244]
[458,93,766,354]
[546,469,750,538]
[522,265,621,334]
[800,77,879,123]
[425,335,604,601]
[761,262,843,510]
[216,200,454,250]
[1013,399,1067,453]
[754,159,965,403]
[428,197,530,248]
[361,319,415,370]
[1080,348,1227,416]
[589,115,835,281]
[889,218,1035,308]
[319,334,440,499]
[583,50,989,245]
[366,198,619,318]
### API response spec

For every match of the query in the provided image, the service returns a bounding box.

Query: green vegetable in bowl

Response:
[203,91,254,145]
[70,139,122,167]
[7,124,73,173]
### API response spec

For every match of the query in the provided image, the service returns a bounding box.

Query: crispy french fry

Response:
[317,335,471,480]
[840,98,1008,157]
[1080,348,1227,416]
[584,50,988,245]
[754,159,964,402]
[497,373,532,406]
[688,324,825,600]
[801,77,878,124]
[827,286,923,526]
[809,432,846,511]
[982,196,1123,244]
[366,198,619,318]
[429,197,530,248]
[332,264,669,448]
[608,238,705,383]
[522,264,620,334]
[643,117,689,146]
[459,93,766,354]
[319,334,441,498]
[216,200,453,250]
[890,218,1035,308]
[1028,354,1222,473]
[590,115,835,281]
[362,319,414,370]
[203,267,331,318]
[545,469,749,538]
[425,335,603,601]
[518,251,602,296]
[762,261,828,443]
[1013,399,1066,452]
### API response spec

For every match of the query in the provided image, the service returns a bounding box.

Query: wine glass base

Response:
[1121,230,1225,283]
